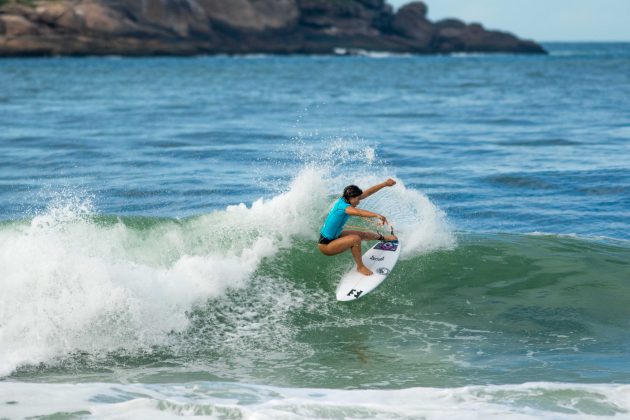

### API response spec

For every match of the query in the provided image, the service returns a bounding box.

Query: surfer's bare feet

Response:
[358,265,373,276]
[384,234,398,241]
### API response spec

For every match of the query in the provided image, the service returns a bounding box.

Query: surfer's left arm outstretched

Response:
[357,179,394,201]
[317,179,398,276]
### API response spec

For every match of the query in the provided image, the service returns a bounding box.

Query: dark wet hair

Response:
[342,185,363,202]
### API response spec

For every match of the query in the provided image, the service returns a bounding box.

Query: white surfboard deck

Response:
[336,240,401,301]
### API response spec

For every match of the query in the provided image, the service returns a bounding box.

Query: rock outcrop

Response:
[0,0,546,56]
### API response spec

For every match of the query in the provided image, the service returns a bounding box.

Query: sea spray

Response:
[0,162,455,376]
[284,136,456,257]
[0,170,326,375]
[355,176,456,258]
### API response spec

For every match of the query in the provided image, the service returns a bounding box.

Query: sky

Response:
[388,0,630,41]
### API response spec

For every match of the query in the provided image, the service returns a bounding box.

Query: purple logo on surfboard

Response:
[375,241,398,252]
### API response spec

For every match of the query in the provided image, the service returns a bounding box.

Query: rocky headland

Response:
[0,0,546,56]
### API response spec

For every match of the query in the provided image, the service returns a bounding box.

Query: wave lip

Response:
[0,169,323,377]
[0,200,274,377]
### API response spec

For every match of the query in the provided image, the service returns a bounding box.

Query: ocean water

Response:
[0,42,629,418]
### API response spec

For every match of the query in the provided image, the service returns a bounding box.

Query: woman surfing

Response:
[318,179,398,276]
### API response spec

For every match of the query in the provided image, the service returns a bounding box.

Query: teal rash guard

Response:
[320,197,351,240]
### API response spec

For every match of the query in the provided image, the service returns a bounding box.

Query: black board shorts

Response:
[318,234,334,245]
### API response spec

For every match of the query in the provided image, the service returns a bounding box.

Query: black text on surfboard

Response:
[347,289,363,298]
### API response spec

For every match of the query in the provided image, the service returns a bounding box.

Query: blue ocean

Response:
[1,43,629,418]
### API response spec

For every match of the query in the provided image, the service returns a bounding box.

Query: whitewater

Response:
[0,164,454,376]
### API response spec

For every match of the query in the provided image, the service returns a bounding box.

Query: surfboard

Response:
[335,240,401,301]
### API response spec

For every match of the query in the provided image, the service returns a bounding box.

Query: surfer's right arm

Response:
[345,206,388,225]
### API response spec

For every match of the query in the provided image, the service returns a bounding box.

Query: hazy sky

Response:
[388,0,630,41]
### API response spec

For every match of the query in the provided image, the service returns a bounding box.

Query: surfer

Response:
[318,179,398,276]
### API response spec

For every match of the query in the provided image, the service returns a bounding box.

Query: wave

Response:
[2,159,628,386]
[2,381,629,419]
[0,166,454,377]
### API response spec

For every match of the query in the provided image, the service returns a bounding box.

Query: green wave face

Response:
[7,220,629,388]
[0,169,627,387]
[208,232,630,388]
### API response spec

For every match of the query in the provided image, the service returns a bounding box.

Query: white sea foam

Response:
[1,381,629,419]
[0,170,324,376]
[0,211,272,377]
[0,161,453,375]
